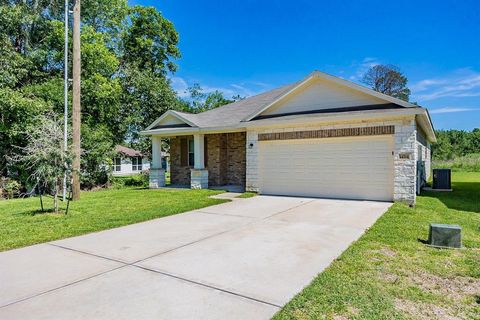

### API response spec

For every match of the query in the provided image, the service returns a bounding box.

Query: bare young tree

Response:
[361,64,411,102]
[9,112,73,213]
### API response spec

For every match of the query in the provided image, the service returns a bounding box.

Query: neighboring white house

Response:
[112,145,151,177]
[141,70,435,205]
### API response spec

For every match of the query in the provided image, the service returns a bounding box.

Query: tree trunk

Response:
[39,185,44,212]
[72,0,81,200]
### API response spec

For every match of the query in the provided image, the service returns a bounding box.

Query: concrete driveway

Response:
[0,195,391,319]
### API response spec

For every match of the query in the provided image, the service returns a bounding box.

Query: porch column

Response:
[149,136,165,188]
[191,134,208,189]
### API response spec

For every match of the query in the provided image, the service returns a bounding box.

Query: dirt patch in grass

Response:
[378,270,399,284]
[395,298,461,320]
[410,272,480,301]
[332,305,360,320]
[376,247,397,258]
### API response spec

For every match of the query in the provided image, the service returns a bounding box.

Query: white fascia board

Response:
[140,125,245,137]
[312,71,418,109]
[243,108,424,129]
[144,110,197,130]
[416,108,437,143]
[243,70,419,122]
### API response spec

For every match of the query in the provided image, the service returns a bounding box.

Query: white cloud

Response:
[429,107,477,114]
[411,69,480,101]
[169,76,270,100]
[349,57,382,81]
[169,77,190,98]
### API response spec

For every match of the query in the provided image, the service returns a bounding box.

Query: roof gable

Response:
[145,110,196,130]
[243,71,416,121]
[258,77,387,118]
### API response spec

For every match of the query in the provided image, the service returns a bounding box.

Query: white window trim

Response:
[114,157,122,172]
[132,156,143,172]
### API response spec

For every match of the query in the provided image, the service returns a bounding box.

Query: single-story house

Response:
[112,145,153,177]
[141,71,435,205]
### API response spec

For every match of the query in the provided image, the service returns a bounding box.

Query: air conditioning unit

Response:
[432,169,451,190]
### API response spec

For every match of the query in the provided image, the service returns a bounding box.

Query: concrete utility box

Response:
[428,224,462,248]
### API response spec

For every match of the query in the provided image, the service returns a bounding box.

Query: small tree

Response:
[361,64,411,101]
[10,112,74,213]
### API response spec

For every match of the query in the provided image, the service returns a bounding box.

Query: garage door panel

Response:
[259,136,394,201]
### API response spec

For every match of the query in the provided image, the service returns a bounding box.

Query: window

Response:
[188,138,195,167]
[132,156,143,171]
[114,158,121,172]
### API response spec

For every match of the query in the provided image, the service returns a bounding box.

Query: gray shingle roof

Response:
[172,82,299,128]
[145,70,427,132]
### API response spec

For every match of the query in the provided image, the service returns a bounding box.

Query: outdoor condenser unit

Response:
[432,169,451,190]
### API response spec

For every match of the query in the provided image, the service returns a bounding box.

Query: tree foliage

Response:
[0,1,181,189]
[433,129,480,160]
[179,83,243,114]
[362,64,411,101]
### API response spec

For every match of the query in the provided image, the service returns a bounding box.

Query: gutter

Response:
[141,108,436,142]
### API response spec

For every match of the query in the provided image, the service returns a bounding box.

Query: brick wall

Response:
[170,132,246,187]
[225,132,246,186]
[246,117,419,205]
[205,132,246,186]
[170,136,191,185]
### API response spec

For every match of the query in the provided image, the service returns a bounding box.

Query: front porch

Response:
[149,132,246,191]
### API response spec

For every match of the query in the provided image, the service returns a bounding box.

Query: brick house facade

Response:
[144,71,435,205]
[170,133,246,187]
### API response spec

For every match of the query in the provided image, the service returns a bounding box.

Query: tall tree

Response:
[179,84,240,114]
[361,64,411,101]
[72,0,81,200]
[0,1,181,191]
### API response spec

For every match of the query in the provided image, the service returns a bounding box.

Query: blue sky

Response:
[134,0,480,130]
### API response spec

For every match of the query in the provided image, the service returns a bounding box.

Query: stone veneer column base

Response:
[149,168,166,188]
[191,169,208,189]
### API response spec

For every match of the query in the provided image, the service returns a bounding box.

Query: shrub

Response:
[111,172,149,188]
[0,177,21,199]
[432,153,480,172]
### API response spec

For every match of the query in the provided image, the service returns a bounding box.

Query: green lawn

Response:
[0,188,226,252]
[275,171,480,320]
[237,192,257,199]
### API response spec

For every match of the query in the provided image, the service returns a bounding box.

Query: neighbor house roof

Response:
[115,145,143,157]
[142,70,436,142]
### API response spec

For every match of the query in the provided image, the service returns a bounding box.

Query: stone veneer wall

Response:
[246,117,418,205]
[170,136,192,185]
[416,127,432,180]
[170,132,246,187]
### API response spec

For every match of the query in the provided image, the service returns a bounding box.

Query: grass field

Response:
[237,192,257,198]
[275,171,480,320]
[433,153,480,172]
[0,188,226,252]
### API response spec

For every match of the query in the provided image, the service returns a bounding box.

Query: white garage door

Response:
[259,136,394,201]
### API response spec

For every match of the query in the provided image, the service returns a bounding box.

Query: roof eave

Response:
[144,110,198,130]
[140,125,245,137]
[242,70,419,122]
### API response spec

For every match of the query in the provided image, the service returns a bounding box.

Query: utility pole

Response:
[72,0,81,200]
[62,0,69,201]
